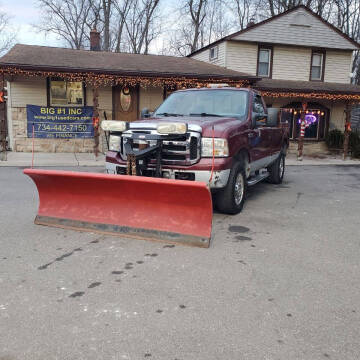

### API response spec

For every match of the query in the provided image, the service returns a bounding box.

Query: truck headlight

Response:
[109,135,121,152]
[101,120,127,132]
[157,122,187,134]
[201,138,229,157]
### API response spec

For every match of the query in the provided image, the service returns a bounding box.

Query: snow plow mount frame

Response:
[123,132,185,177]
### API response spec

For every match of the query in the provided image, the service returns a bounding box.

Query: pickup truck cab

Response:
[103,87,289,214]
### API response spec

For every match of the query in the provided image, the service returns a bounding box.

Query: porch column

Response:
[343,102,351,160]
[297,102,307,161]
[93,86,100,157]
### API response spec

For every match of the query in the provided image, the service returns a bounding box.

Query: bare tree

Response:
[113,0,133,52]
[168,0,231,55]
[0,7,16,55]
[124,0,161,54]
[228,0,261,29]
[36,0,96,49]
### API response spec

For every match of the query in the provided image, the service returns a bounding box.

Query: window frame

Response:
[209,46,218,61]
[310,50,326,82]
[47,77,86,107]
[256,45,273,78]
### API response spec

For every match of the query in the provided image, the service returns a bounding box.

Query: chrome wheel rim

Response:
[279,156,285,178]
[234,173,244,206]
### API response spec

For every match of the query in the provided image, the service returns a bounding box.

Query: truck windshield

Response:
[154,89,249,120]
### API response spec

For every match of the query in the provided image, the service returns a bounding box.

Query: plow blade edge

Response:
[24,169,212,248]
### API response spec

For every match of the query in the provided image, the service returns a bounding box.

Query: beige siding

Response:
[11,77,47,108]
[139,85,164,113]
[272,46,310,81]
[86,86,112,117]
[232,8,357,50]
[327,101,346,129]
[191,42,226,67]
[226,41,257,75]
[324,51,352,83]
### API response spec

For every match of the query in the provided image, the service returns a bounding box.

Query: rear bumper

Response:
[105,151,232,189]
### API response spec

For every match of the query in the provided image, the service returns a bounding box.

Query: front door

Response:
[113,85,139,121]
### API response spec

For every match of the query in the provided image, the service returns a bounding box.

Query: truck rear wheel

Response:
[267,153,285,184]
[215,162,247,214]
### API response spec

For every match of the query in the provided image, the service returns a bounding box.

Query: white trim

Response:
[6,81,14,151]
[224,41,228,68]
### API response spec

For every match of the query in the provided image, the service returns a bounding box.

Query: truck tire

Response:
[267,153,285,184]
[215,162,247,214]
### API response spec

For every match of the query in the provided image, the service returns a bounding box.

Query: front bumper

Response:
[105,151,231,189]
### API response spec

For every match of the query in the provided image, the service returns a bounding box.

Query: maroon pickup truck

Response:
[103,87,289,214]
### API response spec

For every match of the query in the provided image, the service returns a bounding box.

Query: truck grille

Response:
[121,130,201,166]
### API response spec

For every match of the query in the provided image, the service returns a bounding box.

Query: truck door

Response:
[246,95,272,170]
[268,108,284,155]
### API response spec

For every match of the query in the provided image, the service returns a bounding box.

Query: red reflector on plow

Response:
[24,169,212,248]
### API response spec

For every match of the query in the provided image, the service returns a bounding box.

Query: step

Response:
[247,172,269,186]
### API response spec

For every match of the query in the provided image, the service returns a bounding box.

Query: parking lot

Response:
[1,165,360,360]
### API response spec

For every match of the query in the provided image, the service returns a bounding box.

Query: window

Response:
[209,46,218,61]
[281,107,327,140]
[253,95,265,114]
[257,47,272,77]
[49,78,84,106]
[310,51,325,81]
[154,89,249,120]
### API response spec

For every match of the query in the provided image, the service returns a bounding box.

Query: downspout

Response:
[224,41,228,69]
[6,80,13,151]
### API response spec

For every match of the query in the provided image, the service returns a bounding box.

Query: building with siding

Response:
[189,5,360,152]
[0,39,256,153]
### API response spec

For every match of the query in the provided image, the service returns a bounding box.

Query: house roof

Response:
[189,5,360,57]
[0,44,256,82]
[253,78,360,99]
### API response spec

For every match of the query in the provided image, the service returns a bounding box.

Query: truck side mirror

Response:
[141,108,151,119]
[252,113,268,128]
[267,108,280,127]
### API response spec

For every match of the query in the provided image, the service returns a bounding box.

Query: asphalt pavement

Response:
[1,164,360,360]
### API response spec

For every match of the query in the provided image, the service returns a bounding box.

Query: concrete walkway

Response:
[286,153,360,166]
[0,152,105,167]
[0,151,359,167]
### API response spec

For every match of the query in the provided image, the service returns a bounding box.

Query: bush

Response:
[325,129,344,148]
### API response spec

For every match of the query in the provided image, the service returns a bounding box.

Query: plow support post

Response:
[24,169,212,248]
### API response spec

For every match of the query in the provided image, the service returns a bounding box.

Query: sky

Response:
[1,0,178,52]
[2,0,62,47]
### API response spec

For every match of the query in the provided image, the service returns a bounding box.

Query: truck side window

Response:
[253,96,265,114]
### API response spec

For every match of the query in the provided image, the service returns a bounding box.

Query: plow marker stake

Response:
[24,169,212,248]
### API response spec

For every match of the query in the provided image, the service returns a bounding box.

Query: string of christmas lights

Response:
[0,66,249,88]
[259,90,360,102]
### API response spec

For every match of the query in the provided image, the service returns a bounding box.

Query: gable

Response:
[232,7,358,50]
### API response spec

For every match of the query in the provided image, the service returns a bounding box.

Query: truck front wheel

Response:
[215,162,247,214]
